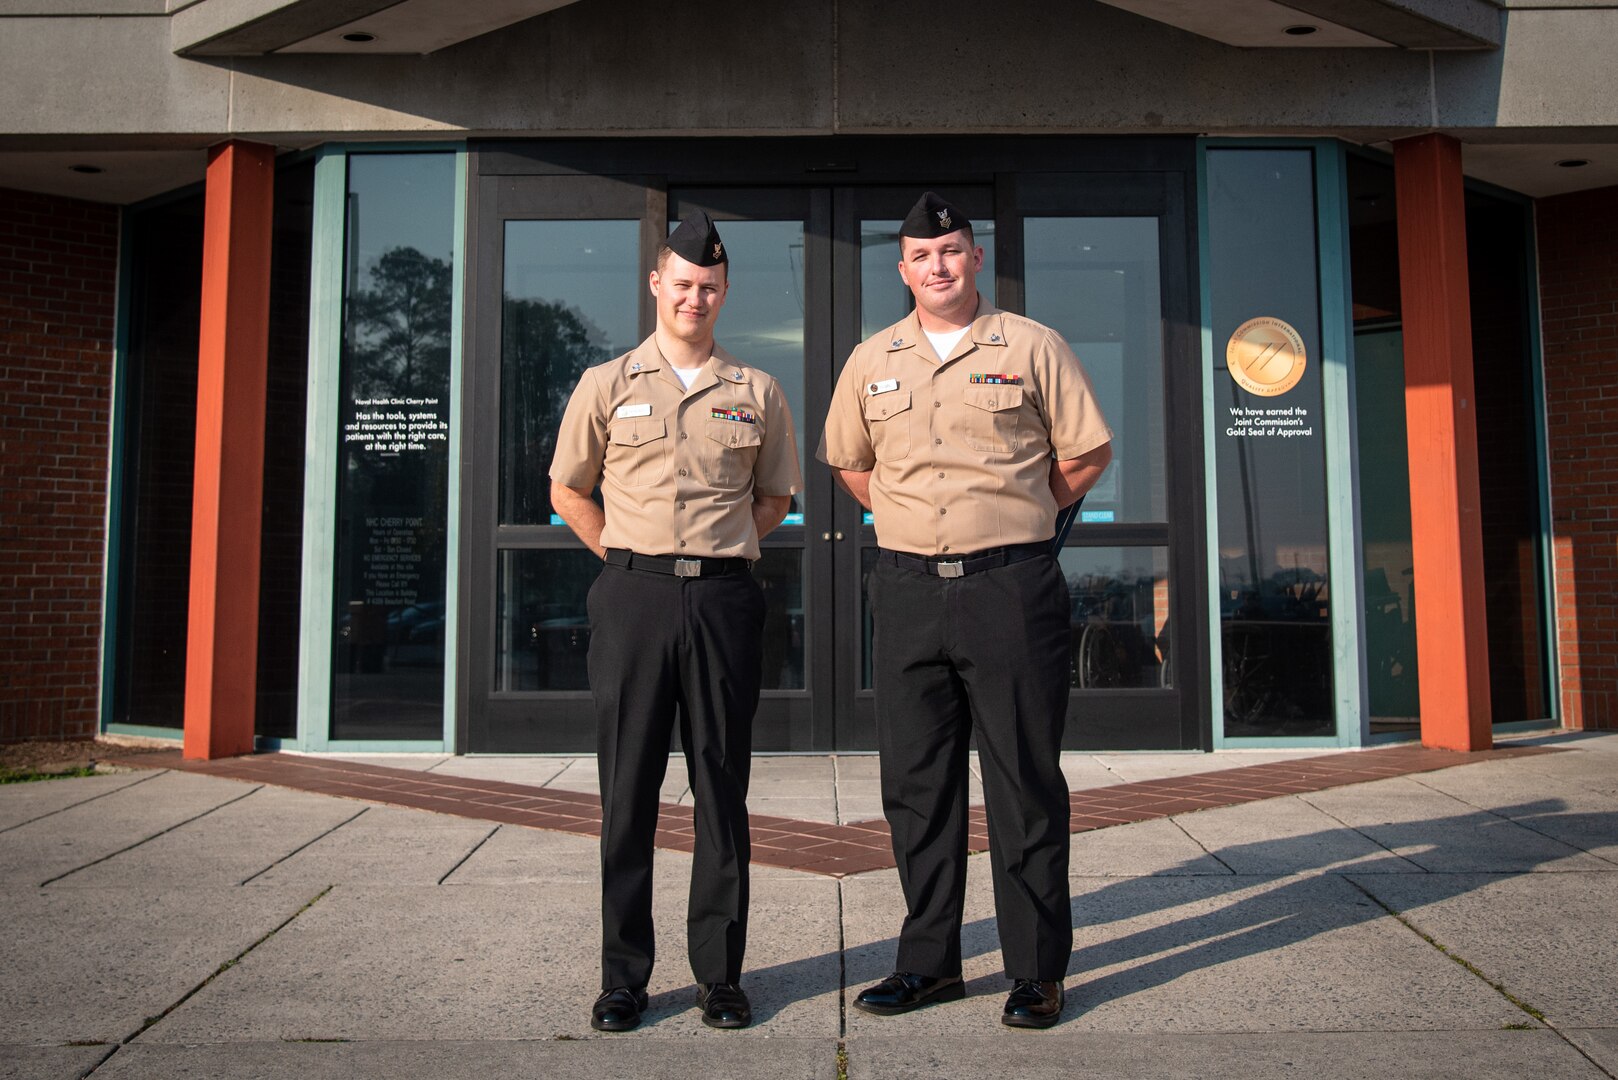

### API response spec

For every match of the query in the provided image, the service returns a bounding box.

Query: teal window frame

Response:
[284,143,469,754]
[1198,138,1364,750]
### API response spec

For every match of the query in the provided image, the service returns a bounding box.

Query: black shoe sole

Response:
[700,1011,752,1030]
[1000,1008,1062,1029]
[590,1014,642,1032]
[851,979,966,1016]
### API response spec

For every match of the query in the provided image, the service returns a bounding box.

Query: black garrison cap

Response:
[898,191,970,239]
[665,209,728,267]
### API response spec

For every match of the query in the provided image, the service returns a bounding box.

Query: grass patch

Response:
[0,766,97,784]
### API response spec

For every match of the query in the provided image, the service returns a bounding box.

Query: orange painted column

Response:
[1393,133,1492,751]
[183,140,276,760]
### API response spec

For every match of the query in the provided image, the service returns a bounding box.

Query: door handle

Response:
[835,531,845,541]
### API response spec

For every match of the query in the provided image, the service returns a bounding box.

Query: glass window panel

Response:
[1059,546,1171,689]
[496,549,600,691]
[754,548,805,690]
[501,220,641,526]
[1206,148,1334,739]
[497,548,805,692]
[330,153,457,741]
[1024,218,1165,523]
[861,219,995,340]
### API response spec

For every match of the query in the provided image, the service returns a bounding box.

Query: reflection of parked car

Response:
[387,601,444,644]
[527,605,591,691]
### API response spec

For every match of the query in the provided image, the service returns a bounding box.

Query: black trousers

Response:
[869,554,1073,982]
[587,562,764,989]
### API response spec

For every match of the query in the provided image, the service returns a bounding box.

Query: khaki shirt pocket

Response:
[704,419,764,487]
[960,385,1023,454]
[607,418,669,488]
[863,389,913,462]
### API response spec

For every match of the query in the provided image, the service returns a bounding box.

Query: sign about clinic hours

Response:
[1223,316,1316,441]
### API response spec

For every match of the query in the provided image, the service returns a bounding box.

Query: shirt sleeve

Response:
[1037,328,1115,460]
[753,378,805,497]
[548,368,608,489]
[817,347,877,471]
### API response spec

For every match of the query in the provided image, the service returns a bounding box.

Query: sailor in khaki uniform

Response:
[551,211,802,1033]
[819,192,1112,1029]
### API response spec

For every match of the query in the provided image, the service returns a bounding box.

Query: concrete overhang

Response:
[172,0,585,56]
[1095,0,1502,48]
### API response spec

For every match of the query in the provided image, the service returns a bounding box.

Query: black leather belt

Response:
[604,549,750,578]
[878,541,1050,578]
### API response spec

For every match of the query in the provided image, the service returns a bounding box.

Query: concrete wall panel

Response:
[837,0,1436,133]
[0,16,229,136]
[223,0,835,137]
[1435,9,1618,128]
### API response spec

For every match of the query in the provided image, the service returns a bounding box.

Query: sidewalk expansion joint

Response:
[1345,878,1616,1079]
[0,767,162,837]
[108,744,1561,879]
[238,805,370,886]
[38,783,263,888]
[81,885,335,1078]
[438,825,501,885]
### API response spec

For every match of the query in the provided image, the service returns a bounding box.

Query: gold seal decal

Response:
[1226,317,1306,398]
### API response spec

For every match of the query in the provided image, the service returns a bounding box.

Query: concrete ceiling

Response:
[1093,0,1501,48]
[174,0,585,56]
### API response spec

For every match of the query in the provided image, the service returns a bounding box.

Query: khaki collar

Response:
[883,296,1008,365]
[624,336,750,395]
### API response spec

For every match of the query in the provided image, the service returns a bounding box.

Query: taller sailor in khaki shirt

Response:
[551,211,802,1034]
[819,192,1112,1029]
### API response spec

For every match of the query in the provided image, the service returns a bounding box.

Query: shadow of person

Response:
[736,797,1617,1027]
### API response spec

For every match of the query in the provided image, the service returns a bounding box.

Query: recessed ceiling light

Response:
[1555,158,1590,169]
[68,164,102,174]
[1284,25,1318,36]
[342,32,376,43]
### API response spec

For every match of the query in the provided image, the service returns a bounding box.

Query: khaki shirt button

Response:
[937,471,945,478]
[987,398,996,407]
[934,401,942,408]
[934,438,942,445]
[679,468,688,477]
[939,508,948,516]
[942,545,951,553]
[679,540,687,548]
[680,432,688,439]
[678,501,687,510]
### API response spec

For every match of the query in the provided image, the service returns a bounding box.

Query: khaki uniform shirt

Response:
[818,297,1112,556]
[550,335,803,561]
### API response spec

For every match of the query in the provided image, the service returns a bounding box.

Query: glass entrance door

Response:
[462,151,1203,752]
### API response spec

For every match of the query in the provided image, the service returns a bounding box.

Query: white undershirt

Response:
[924,326,971,362]
[671,365,702,389]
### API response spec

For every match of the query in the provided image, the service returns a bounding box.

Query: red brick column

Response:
[0,188,118,743]
[1537,184,1618,730]
[184,141,275,760]
[1393,133,1493,751]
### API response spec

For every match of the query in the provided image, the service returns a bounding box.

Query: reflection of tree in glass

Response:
[348,246,452,400]
[501,295,614,523]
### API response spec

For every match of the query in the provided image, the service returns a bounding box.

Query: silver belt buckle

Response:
[674,558,703,578]
[935,560,965,578]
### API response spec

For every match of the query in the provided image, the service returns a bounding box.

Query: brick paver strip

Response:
[110,744,1557,878]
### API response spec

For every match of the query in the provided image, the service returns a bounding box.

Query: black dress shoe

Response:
[851,972,966,1016]
[591,986,649,1032]
[696,982,753,1029]
[1001,979,1064,1029]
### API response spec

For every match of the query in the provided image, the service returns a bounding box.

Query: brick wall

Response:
[0,187,118,742]
[1538,184,1618,730]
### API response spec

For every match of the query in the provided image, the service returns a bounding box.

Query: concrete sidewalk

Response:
[2,734,1615,1079]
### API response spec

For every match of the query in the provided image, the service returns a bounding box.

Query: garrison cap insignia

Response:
[665,210,729,267]
[899,191,970,239]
